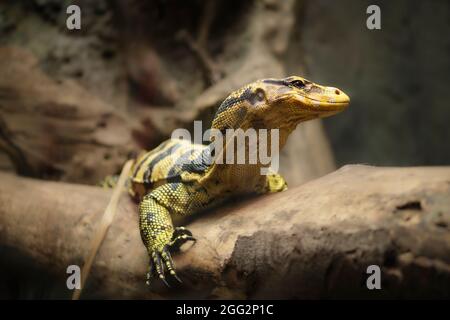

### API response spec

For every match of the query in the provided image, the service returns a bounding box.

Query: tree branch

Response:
[0,165,449,299]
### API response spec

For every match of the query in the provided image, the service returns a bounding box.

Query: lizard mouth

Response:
[308,98,349,106]
[308,100,349,113]
[297,88,350,112]
[277,93,350,113]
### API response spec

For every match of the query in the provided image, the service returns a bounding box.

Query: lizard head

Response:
[211,75,349,133]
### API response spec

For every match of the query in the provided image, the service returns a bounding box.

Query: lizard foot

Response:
[145,227,196,287]
[146,245,181,287]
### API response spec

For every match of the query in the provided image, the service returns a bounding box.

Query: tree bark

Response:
[0,165,449,299]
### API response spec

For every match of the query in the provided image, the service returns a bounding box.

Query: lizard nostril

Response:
[335,90,340,95]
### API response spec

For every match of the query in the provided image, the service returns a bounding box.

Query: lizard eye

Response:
[291,79,305,89]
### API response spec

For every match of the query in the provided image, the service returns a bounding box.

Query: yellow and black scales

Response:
[115,76,349,285]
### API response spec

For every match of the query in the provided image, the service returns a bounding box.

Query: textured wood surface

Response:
[0,165,449,299]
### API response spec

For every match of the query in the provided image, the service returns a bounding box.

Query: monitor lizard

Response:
[107,76,350,286]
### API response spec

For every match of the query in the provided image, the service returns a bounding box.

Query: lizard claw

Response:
[173,226,193,237]
[169,226,196,252]
[172,273,183,283]
[147,240,188,286]
[158,274,170,288]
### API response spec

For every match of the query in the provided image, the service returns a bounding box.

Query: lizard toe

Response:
[149,251,170,287]
[169,233,196,252]
[174,226,193,237]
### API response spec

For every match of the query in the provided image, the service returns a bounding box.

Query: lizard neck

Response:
[200,126,292,194]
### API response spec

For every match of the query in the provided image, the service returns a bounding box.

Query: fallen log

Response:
[0,165,449,299]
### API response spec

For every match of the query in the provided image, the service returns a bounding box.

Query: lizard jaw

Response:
[289,88,350,117]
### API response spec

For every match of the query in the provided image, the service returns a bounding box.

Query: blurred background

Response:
[0,0,449,298]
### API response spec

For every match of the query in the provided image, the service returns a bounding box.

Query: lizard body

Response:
[127,76,349,285]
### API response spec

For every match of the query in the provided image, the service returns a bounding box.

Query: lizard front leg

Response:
[139,182,209,286]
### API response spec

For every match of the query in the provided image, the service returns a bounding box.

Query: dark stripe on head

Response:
[262,79,289,86]
[215,87,253,117]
